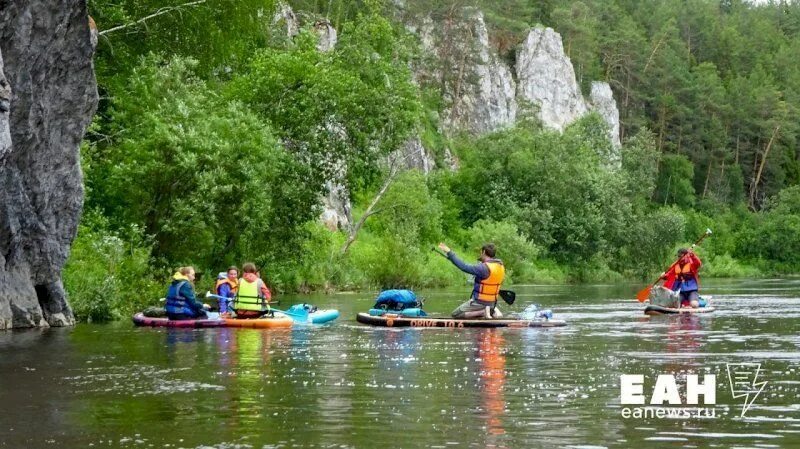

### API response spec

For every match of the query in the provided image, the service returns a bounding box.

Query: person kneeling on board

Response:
[438,242,506,319]
[233,262,273,319]
[165,266,209,320]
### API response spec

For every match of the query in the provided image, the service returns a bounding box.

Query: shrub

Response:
[64,211,161,322]
[466,219,541,283]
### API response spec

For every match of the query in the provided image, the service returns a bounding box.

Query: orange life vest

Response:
[215,277,238,295]
[473,261,506,303]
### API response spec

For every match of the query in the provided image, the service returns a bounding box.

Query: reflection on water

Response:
[0,278,798,448]
[477,330,506,444]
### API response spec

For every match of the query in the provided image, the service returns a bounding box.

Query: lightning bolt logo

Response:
[726,363,768,417]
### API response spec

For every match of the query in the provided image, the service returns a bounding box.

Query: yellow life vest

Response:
[235,277,265,311]
[474,261,505,303]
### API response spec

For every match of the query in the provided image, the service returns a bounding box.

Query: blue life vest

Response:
[166,280,195,316]
[374,289,420,311]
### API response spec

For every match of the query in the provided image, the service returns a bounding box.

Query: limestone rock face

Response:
[516,27,588,132]
[444,10,516,133]
[314,19,338,52]
[0,1,98,329]
[0,51,11,160]
[272,2,299,38]
[416,10,516,134]
[320,181,351,232]
[589,81,621,149]
[407,13,621,152]
[399,136,435,174]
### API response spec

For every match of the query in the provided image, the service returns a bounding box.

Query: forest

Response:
[68,0,800,321]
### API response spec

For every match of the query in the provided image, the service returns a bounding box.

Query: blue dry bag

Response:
[374,289,421,311]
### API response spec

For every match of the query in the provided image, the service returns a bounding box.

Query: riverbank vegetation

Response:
[68,0,800,321]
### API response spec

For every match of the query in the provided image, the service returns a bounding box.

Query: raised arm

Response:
[444,251,489,279]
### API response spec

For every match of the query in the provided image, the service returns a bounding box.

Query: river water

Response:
[1,279,799,448]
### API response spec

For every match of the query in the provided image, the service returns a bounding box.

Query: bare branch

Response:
[340,160,404,255]
[99,0,208,36]
[643,31,669,74]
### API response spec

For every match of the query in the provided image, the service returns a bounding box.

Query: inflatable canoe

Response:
[355,312,567,328]
[274,308,340,324]
[644,305,716,315]
[132,313,293,329]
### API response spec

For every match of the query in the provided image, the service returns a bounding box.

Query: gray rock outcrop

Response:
[314,19,338,52]
[589,81,621,149]
[0,1,98,329]
[516,27,588,132]
[272,2,299,38]
[0,52,11,160]
[320,181,351,232]
[415,10,516,134]
[406,11,621,150]
[398,136,435,174]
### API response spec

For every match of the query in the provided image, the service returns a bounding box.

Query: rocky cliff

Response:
[409,9,621,152]
[279,4,623,230]
[0,0,98,329]
[413,10,517,134]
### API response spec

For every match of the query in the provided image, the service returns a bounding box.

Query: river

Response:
[1,279,799,448]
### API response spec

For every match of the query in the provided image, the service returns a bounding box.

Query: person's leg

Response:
[688,291,700,308]
[451,300,486,318]
[235,310,261,319]
[679,291,691,307]
[491,304,502,318]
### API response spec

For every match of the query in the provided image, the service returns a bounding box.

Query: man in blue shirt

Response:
[438,242,506,319]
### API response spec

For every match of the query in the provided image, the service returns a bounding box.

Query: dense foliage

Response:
[67,0,800,321]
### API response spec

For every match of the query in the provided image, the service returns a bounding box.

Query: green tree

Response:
[653,154,696,208]
[229,13,421,193]
[90,0,274,79]
[85,56,317,269]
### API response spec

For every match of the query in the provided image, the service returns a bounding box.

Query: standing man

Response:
[438,242,506,319]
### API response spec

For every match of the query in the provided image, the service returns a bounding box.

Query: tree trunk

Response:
[341,164,401,255]
[702,159,712,199]
[749,125,780,210]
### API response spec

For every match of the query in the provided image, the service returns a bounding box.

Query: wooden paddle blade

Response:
[636,285,652,302]
[499,290,516,305]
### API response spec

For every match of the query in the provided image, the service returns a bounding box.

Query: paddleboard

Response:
[133,313,293,328]
[644,305,715,315]
[355,312,566,328]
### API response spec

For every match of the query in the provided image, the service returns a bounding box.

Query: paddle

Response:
[204,292,305,318]
[430,246,516,305]
[635,228,713,302]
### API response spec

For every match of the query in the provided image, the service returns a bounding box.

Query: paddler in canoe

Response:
[165,266,210,320]
[437,242,506,319]
[232,262,273,319]
[214,265,239,318]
